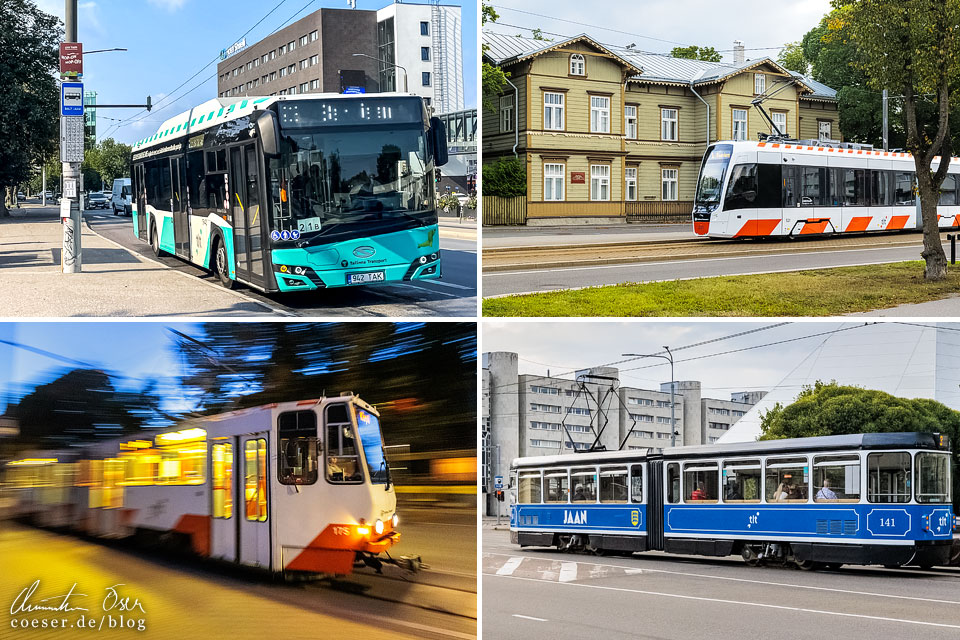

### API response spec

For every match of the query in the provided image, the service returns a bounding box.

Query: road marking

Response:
[558,561,578,583]
[390,282,458,298]
[422,279,475,291]
[483,552,960,605]
[512,614,548,622]
[487,573,960,630]
[496,556,524,576]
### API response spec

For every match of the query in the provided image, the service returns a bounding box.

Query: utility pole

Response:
[62,0,82,273]
[495,444,501,526]
[882,89,889,151]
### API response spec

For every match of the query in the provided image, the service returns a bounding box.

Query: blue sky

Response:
[35,0,477,146]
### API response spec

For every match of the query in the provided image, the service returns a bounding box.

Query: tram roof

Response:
[717,140,960,164]
[512,432,947,468]
[132,92,423,153]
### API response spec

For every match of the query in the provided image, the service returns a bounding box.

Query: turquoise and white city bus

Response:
[130,93,448,292]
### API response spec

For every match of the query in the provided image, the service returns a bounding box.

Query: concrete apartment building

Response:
[482,351,763,514]
[481,33,842,225]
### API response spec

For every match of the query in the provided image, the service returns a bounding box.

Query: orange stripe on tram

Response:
[799,220,829,234]
[734,219,780,237]
[886,215,910,230]
[844,216,872,232]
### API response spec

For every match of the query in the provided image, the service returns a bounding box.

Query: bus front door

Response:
[135,164,147,242]
[171,156,189,259]
[229,144,266,289]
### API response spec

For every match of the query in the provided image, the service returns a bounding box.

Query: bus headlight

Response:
[374,519,384,535]
[392,514,399,528]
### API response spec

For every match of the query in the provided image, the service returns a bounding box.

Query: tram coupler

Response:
[383,553,425,573]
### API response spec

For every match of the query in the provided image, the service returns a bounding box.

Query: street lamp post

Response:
[622,346,677,448]
[351,53,408,93]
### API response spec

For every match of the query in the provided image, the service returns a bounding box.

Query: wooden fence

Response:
[625,200,694,223]
[482,196,527,226]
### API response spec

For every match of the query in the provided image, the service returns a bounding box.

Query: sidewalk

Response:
[0,205,276,317]
[439,215,477,241]
[482,516,511,530]
[482,223,694,250]
[846,294,960,317]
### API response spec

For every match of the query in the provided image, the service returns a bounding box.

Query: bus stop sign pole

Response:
[61,0,82,274]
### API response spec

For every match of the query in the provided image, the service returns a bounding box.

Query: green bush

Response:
[482,157,526,198]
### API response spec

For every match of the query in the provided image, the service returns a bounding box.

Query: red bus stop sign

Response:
[60,43,83,78]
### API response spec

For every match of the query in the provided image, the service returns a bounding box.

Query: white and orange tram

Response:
[692,140,960,238]
[1,394,400,576]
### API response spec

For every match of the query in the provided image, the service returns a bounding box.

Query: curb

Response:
[483,236,698,254]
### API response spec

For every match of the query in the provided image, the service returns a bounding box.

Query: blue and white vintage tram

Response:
[2,395,400,576]
[692,140,960,238]
[510,433,955,569]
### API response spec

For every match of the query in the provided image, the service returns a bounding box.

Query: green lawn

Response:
[483,261,960,317]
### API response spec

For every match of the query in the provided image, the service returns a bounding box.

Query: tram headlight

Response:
[392,513,399,528]
[374,519,384,535]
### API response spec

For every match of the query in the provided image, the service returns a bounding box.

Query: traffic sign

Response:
[494,475,503,490]
[60,116,84,163]
[60,43,82,78]
[61,82,84,116]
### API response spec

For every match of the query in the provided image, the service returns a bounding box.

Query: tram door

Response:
[171,156,189,258]
[135,164,147,241]
[238,434,271,569]
[209,439,237,562]
[228,144,266,288]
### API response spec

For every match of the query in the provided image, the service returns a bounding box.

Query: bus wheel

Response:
[150,224,162,257]
[214,240,234,289]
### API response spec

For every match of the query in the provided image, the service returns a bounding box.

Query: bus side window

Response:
[186,150,204,215]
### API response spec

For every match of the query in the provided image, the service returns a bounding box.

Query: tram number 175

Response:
[332,526,352,536]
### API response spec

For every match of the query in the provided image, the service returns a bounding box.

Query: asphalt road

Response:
[482,527,960,640]
[484,242,925,297]
[0,506,476,640]
[85,210,477,317]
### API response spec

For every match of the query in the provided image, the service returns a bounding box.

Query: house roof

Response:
[483,31,836,101]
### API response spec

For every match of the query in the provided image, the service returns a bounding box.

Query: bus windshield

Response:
[355,406,390,485]
[695,144,733,212]
[268,118,435,245]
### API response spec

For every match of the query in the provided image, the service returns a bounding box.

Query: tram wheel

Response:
[795,559,819,571]
[213,240,234,289]
[741,546,760,567]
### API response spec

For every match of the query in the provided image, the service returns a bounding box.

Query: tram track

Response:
[482,229,946,273]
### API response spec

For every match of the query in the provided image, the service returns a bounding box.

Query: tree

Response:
[481,157,526,198]
[670,45,722,62]
[91,138,133,187]
[835,0,960,281]
[759,381,960,509]
[0,0,61,217]
[481,3,510,113]
[531,28,551,42]
[777,42,809,75]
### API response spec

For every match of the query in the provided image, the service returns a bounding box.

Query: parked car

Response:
[111,178,132,216]
[43,191,53,200]
[17,191,25,200]
[85,192,109,210]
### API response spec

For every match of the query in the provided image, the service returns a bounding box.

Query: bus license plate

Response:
[347,271,385,284]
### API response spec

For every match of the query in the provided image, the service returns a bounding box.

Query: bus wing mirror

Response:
[257,110,281,158]
[430,116,448,167]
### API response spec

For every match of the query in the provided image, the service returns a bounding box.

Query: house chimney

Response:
[733,40,745,64]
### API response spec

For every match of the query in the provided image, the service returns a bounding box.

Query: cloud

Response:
[147,0,189,11]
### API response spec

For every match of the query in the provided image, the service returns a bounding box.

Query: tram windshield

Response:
[269,98,436,245]
[695,144,733,213]
[355,407,390,485]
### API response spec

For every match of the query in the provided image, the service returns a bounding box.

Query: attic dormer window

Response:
[570,54,585,76]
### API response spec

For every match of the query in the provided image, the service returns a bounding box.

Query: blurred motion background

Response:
[0,322,477,505]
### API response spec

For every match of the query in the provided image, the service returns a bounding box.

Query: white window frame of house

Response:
[570,53,585,76]
[661,168,679,201]
[544,92,565,131]
[732,108,748,141]
[771,111,787,136]
[590,164,610,201]
[544,163,565,201]
[310,79,319,90]
[300,82,309,93]
[288,40,295,52]
[625,105,637,139]
[310,55,318,66]
[755,73,766,95]
[299,35,307,47]
[590,95,610,133]
[500,95,514,133]
[280,67,287,78]
[625,167,638,201]
[819,120,832,141]
[310,30,318,42]
[300,59,308,70]
[661,108,678,141]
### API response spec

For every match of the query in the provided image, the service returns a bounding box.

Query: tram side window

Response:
[724,164,758,211]
[518,471,542,503]
[684,462,719,502]
[244,438,267,521]
[782,165,799,208]
[866,452,910,503]
[765,456,808,502]
[278,410,318,485]
[571,467,597,503]
[872,170,892,206]
[813,455,860,502]
[212,442,233,519]
[894,171,916,205]
[544,471,568,503]
[915,452,951,503]
[628,465,643,503]
[799,166,826,207]
[325,403,362,483]
[103,459,125,509]
[89,459,104,508]
[599,466,628,503]
[667,463,680,504]
[722,459,761,503]
[940,175,959,206]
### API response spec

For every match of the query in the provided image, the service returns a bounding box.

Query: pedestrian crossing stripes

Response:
[483,553,639,584]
